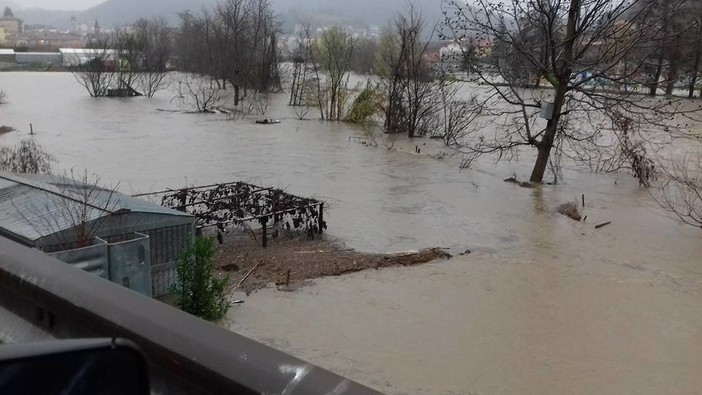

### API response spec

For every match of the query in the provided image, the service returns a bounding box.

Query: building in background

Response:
[0,7,22,35]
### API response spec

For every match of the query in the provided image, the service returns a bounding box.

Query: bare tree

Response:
[113,28,144,97]
[442,0,695,184]
[349,38,379,75]
[429,81,482,147]
[49,170,120,249]
[177,11,216,77]
[177,0,280,107]
[315,26,356,121]
[377,4,436,137]
[685,8,702,98]
[132,17,173,98]
[18,170,121,251]
[289,23,316,107]
[173,73,223,113]
[0,90,5,104]
[72,36,115,98]
[654,154,702,228]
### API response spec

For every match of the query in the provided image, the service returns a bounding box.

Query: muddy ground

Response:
[212,230,452,294]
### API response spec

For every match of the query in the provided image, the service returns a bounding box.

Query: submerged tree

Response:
[173,73,223,113]
[377,4,437,137]
[314,26,356,121]
[177,0,280,107]
[72,36,115,98]
[288,23,316,107]
[72,18,172,98]
[442,0,695,184]
[113,28,144,97]
[133,17,173,97]
[655,153,702,228]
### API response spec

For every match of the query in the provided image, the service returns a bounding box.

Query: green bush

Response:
[345,80,380,124]
[172,236,230,321]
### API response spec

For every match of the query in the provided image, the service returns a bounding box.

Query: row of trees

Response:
[284,0,702,230]
[440,0,700,184]
[66,0,702,229]
[177,0,280,107]
[288,4,472,141]
[642,0,702,98]
[438,0,702,230]
[73,0,280,115]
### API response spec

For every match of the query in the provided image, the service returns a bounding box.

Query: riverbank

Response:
[214,231,452,294]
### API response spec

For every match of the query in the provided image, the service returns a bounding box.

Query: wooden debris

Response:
[504,177,535,189]
[232,260,263,291]
[595,221,612,229]
[557,202,582,221]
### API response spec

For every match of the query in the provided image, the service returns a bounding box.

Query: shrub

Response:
[0,139,55,174]
[345,80,380,124]
[172,236,230,321]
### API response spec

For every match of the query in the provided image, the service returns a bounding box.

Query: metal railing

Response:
[0,237,382,395]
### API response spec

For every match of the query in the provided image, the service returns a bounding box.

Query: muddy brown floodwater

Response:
[1,72,701,394]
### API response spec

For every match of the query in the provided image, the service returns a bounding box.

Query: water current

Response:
[1,72,700,394]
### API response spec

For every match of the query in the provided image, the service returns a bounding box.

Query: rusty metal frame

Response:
[136,181,326,247]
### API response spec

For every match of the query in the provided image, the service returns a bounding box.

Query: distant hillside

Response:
[277,0,445,29]
[16,0,218,29]
[79,0,218,27]
[15,0,446,31]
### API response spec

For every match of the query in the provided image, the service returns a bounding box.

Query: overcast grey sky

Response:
[11,0,105,10]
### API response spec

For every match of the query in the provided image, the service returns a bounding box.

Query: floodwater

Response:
[1,72,701,394]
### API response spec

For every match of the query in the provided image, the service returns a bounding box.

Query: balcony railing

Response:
[0,237,381,394]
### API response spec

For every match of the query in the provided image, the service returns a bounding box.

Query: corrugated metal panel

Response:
[47,240,109,279]
[0,178,16,190]
[0,172,191,242]
[118,194,192,216]
[15,53,61,64]
[0,183,106,243]
[12,173,191,217]
[107,233,152,297]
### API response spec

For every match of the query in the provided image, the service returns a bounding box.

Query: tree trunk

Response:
[649,53,664,96]
[529,80,569,183]
[666,54,679,96]
[530,145,552,183]
[689,54,700,99]
[690,35,701,98]
[529,0,578,183]
[651,1,670,96]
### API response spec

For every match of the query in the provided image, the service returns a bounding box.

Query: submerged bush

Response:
[0,139,55,174]
[346,80,380,124]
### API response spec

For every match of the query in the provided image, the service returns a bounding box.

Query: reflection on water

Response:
[1,72,701,394]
